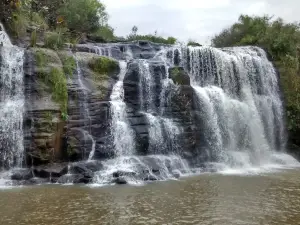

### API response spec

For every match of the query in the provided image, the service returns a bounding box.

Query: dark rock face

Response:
[19,40,217,186]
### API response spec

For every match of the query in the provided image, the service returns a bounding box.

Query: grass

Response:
[59,54,76,78]
[44,30,66,50]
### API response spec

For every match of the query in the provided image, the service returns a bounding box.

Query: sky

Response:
[101,0,300,45]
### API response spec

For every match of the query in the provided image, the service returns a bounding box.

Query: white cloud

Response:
[101,0,300,45]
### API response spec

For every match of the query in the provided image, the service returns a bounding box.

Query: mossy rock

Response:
[31,47,62,68]
[169,67,190,85]
[58,51,76,78]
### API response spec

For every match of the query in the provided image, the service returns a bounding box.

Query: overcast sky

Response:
[101,0,300,45]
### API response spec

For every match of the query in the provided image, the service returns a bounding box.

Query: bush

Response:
[187,41,202,47]
[88,25,115,42]
[10,11,29,38]
[127,34,177,44]
[88,56,119,75]
[44,29,66,50]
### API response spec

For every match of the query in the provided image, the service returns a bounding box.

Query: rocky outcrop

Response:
[23,48,67,165]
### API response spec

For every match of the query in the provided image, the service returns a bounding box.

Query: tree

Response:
[131,25,138,36]
[57,0,108,34]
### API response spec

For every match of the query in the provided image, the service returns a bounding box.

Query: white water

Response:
[110,61,135,156]
[0,25,25,169]
[170,45,298,173]
[137,59,182,155]
[92,155,190,186]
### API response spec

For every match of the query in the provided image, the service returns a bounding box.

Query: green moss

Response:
[33,48,61,66]
[170,67,190,85]
[59,54,76,78]
[38,68,68,113]
[31,30,37,47]
[44,30,66,50]
[88,56,119,76]
[187,41,202,47]
[35,50,46,67]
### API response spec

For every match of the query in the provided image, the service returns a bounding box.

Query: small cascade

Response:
[0,24,25,169]
[74,55,96,160]
[94,45,112,57]
[137,54,182,155]
[110,61,135,156]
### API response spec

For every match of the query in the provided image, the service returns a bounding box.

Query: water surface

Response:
[1,170,300,225]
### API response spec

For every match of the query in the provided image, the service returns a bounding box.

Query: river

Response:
[1,169,300,225]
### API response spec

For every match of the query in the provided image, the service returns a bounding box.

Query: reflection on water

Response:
[1,169,300,225]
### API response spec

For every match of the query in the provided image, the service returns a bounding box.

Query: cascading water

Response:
[172,46,298,172]
[137,57,182,155]
[0,25,24,169]
[110,61,135,156]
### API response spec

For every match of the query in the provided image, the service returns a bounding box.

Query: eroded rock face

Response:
[22,40,201,170]
[23,49,67,166]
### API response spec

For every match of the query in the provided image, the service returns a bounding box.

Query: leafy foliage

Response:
[44,29,67,50]
[187,40,202,47]
[57,0,108,34]
[127,34,177,44]
[88,25,115,42]
[88,56,119,75]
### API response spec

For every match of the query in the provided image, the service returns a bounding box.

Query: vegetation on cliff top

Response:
[212,15,300,149]
[34,48,68,114]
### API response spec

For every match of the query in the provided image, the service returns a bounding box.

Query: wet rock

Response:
[172,172,180,179]
[112,171,137,178]
[33,163,68,178]
[11,169,33,181]
[112,177,127,185]
[68,161,103,177]
[143,175,158,181]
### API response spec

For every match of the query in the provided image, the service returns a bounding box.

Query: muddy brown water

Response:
[1,169,300,225]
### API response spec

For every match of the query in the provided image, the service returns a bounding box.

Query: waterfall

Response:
[137,57,182,155]
[110,61,135,156]
[0,25,24,169]
[172,46,296,170]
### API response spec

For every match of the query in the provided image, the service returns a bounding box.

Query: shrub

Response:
[88,56,119,75]
[44,29,66,50]
[30,29,37,47]
[127,34,177,44]
[88,25,115,42]
[10,11,28,38]
[187,41,202,47]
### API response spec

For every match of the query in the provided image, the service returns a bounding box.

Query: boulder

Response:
[169,67,190,85]
[57,174,85,184]
[112,177,127,185]
[11,169,33,181]
[33,163,68,178]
